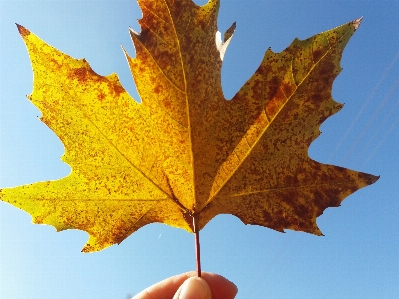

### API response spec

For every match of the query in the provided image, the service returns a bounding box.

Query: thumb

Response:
[173,277,212,299]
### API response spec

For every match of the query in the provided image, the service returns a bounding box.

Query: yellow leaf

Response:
[1,1,378,252]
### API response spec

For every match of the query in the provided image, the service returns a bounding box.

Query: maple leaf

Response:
[0,0,378,253]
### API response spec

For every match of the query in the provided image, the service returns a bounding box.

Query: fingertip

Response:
[200,273,238,299]
[174,277,212,299]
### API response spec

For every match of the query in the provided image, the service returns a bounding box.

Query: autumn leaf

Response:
[1,0,378,253]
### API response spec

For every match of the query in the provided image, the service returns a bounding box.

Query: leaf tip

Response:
[351,17,363,31]
[128,26,139,37]
[224,21,236,42]
[121,44,128,56]
[371,174,380,184]
[81,243,94,253]
[16,23,30,38]
[312,226,324,236]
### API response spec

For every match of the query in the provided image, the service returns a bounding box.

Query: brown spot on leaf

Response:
[97,92,106,102]
[70,67,89,82]
[313,48,324,62]
[112,83,125,97]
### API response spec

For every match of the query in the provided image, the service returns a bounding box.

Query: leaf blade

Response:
[1,25,191,252]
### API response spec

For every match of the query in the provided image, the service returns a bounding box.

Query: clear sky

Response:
[1,1,398,298]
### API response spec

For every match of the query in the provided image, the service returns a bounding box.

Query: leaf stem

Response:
[193,214,201,277]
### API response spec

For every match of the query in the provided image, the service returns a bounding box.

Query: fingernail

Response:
[178,277,212,299]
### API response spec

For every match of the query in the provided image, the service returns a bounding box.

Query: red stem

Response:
[193,215,201,277]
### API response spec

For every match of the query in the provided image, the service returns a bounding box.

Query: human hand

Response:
[132,272,238,299]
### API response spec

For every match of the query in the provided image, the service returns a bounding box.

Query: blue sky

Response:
[1,1,398,298]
